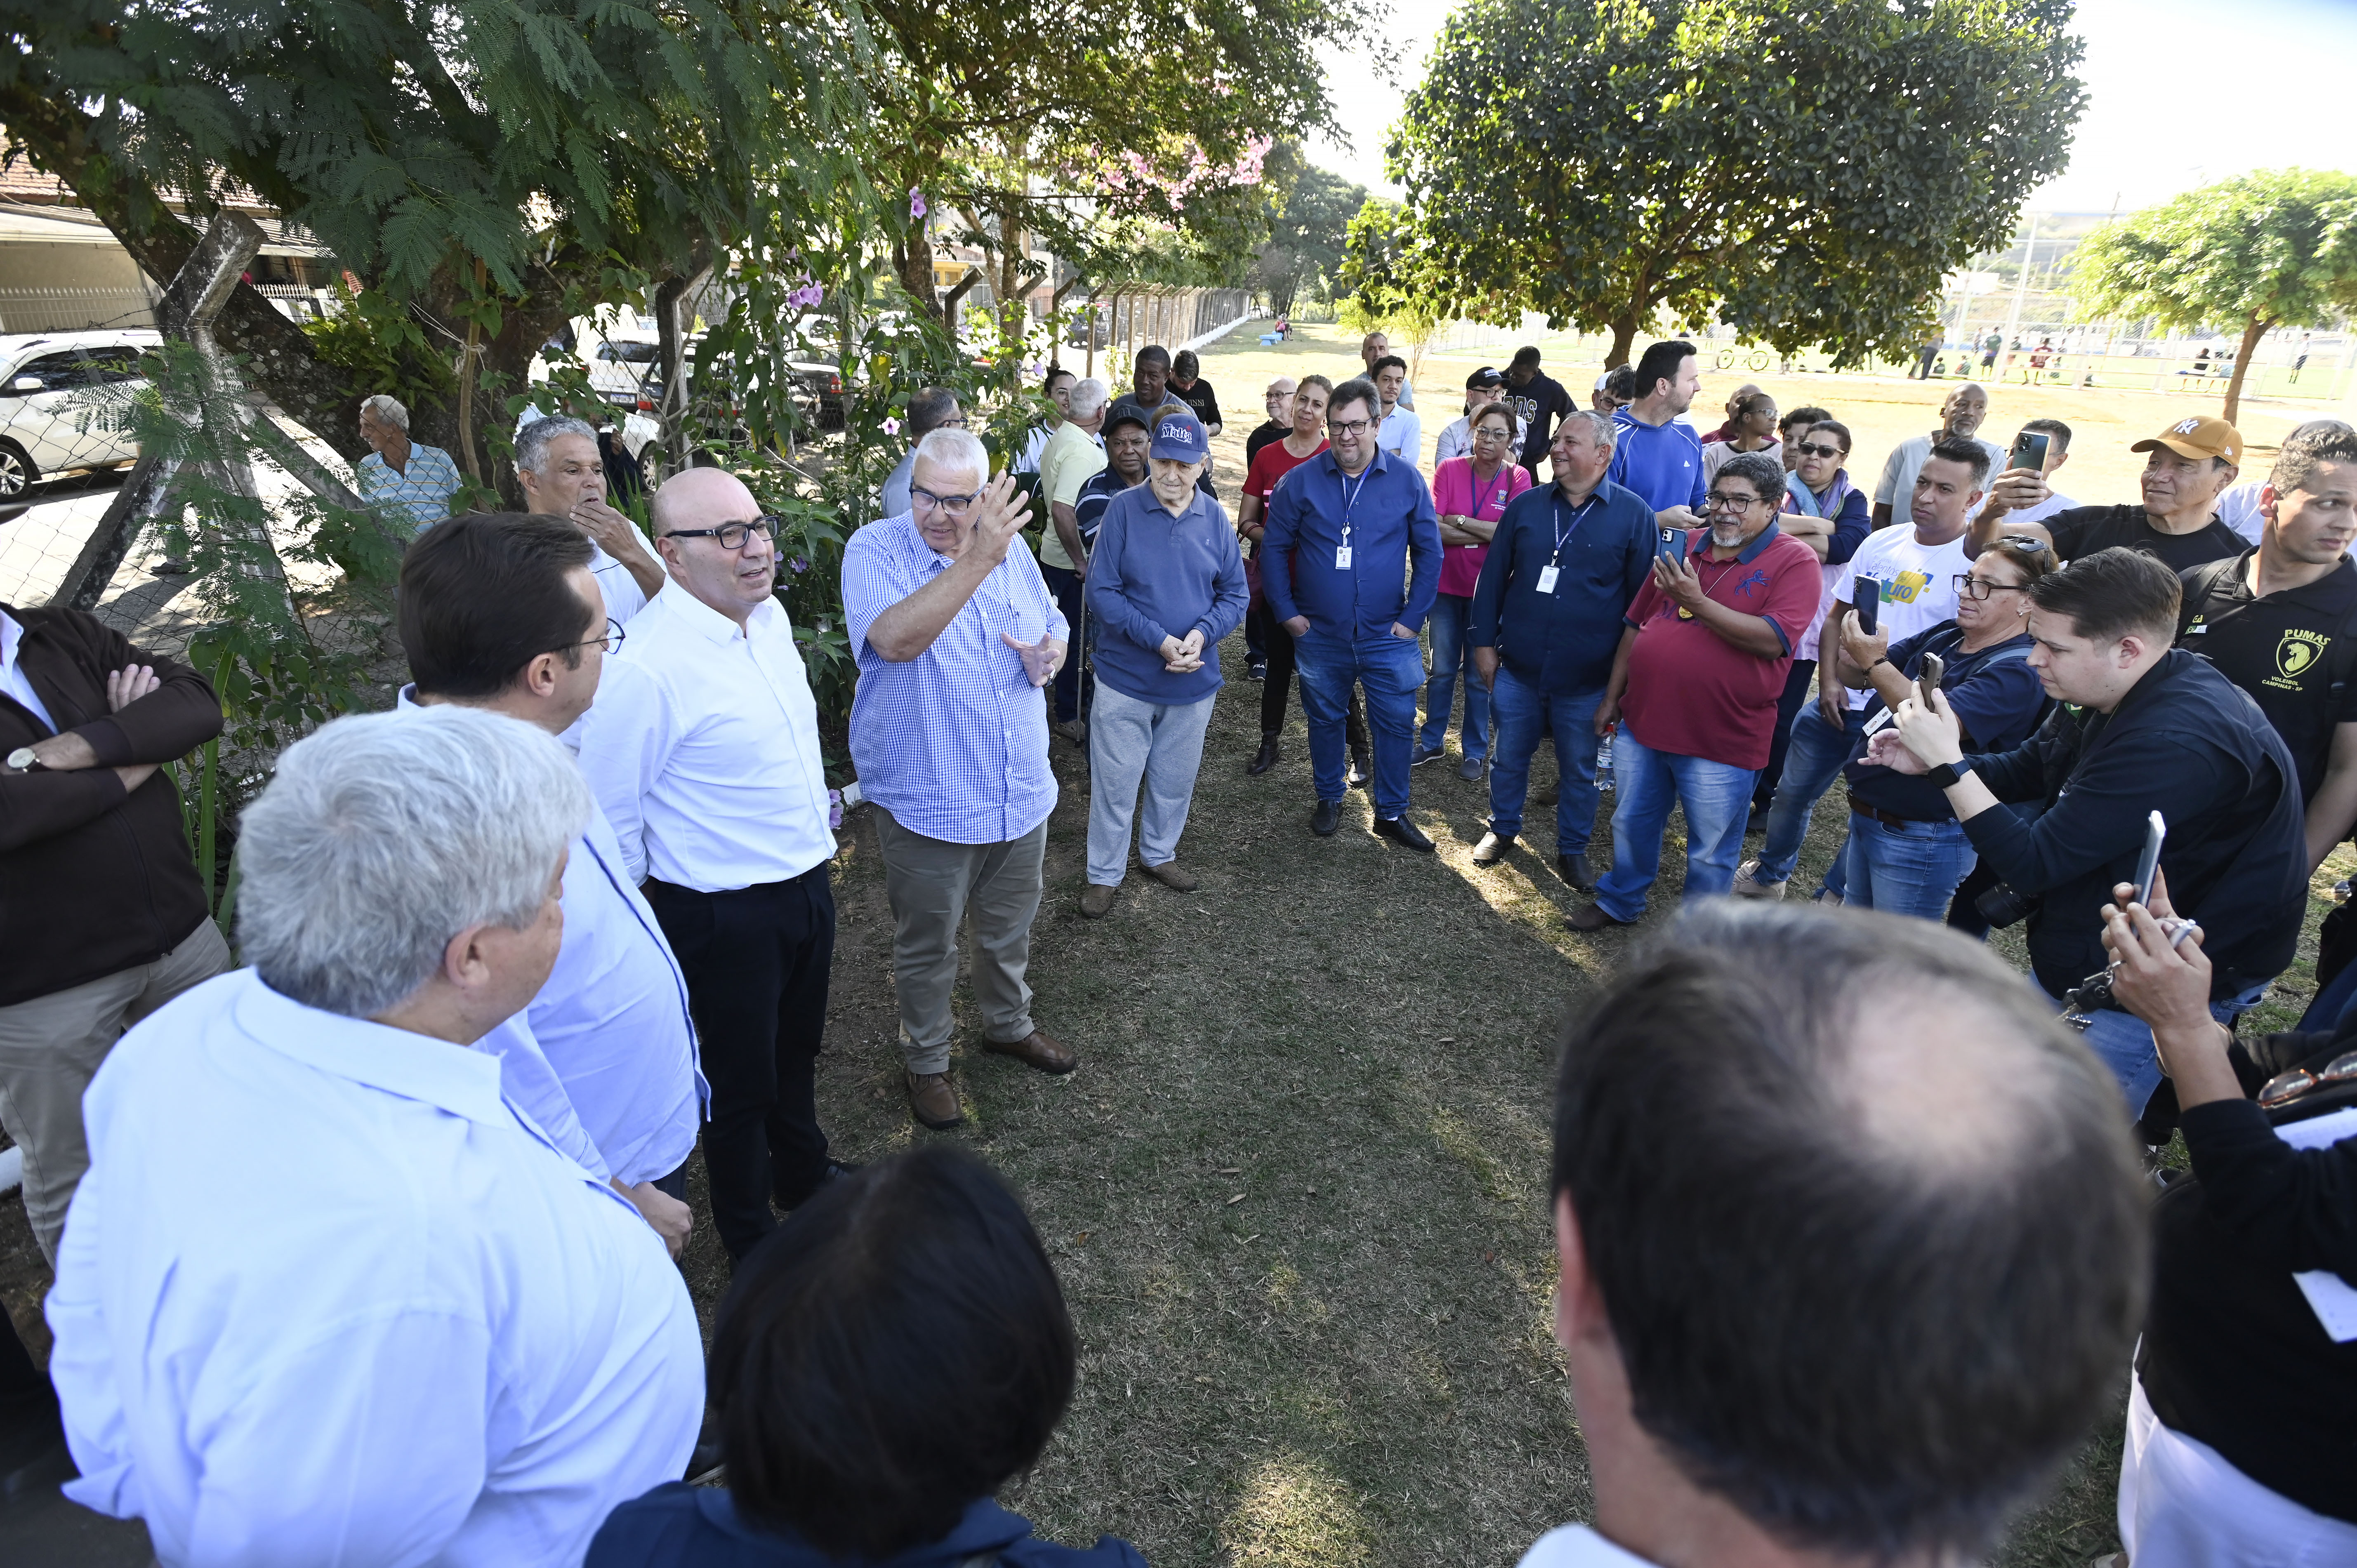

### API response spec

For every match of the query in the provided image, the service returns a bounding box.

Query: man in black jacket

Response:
[1871,548,2307,1118]
[0,603,226,1264]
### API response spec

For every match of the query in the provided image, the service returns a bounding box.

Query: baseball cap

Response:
[1150,406,1209,463]
[2131,414,2242,465]
[1104,405,1152,438]
[1465,366,1505,390]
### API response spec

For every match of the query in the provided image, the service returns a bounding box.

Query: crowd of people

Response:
[0,324,2352,1567]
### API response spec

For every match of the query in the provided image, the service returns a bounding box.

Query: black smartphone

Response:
[2133,810,2166,907]
[2006,429,2052,475]
[1853,576,1880,635]
[1919,649,1945,695]
[1657,526,1683,569]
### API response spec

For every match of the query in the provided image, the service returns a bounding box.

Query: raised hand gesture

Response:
[1001,628,1064,687]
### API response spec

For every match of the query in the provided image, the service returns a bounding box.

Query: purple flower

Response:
[909,188,927,220]
[789,556,809,574]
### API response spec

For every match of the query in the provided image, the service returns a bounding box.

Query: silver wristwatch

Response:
[5,746,45,772]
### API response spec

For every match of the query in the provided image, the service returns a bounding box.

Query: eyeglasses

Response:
[556,617,626,656]
[936,416,969,430]
[1705,492,1765,511]
[1794,442,1846,459]
[662,515,777,551]
[911,486,982,517]
[1952,573,2030,600]
[2258,1048,2357,1110]
[1329,418,1374,437]
[1471,425,1514,442]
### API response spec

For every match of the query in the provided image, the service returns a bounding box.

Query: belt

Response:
[1846,791,1946,831]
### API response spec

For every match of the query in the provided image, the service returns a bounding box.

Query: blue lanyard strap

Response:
[1549,493,1601,563]
[1338,467,1369,544]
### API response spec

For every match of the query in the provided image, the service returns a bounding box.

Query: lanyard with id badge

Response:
[1536,493,1601,595]
[1335,469,1368,570]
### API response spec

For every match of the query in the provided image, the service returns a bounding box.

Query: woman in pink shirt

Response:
[1417,404,1533,779]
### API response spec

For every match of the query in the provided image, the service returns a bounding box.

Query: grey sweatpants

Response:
[1085,683,1214,885]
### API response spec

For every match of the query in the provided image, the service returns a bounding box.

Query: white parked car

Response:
[0,330,159,497]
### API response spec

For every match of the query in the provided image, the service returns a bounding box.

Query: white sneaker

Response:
[1732,860,1786,900]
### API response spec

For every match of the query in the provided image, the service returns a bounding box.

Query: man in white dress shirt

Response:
[516,415,667,623]
[575,466,848,1266]
[398,512,705,1253]
[45,706,704,1568]
[1521,903,2145,1568]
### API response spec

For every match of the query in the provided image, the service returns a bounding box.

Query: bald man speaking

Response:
[575,466,851,1265]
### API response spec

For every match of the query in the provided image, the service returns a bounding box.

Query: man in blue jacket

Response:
[1263,376,1443,847]
[1467,411,1657,889]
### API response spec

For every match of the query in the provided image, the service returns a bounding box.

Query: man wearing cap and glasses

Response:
[841,429,1077,1132]
[1077,407,1248,916]
[575,468,848,1266]
[1435,367,1527,466]
[1969,414,2247,573]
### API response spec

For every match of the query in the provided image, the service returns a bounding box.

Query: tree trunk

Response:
[654,260,712,465]
[1606,317,1640,370]
[2222,312,2270,427]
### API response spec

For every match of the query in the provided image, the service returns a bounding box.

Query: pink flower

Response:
[883,415,901,436]
[909,188,927,220]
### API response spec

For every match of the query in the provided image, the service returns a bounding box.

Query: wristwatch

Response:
[5,746,44,773]
[1926,760,1965,789]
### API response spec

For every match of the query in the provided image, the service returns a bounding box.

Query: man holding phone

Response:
[1871,547,2306,1117]
[1968,415,2246,573]
[1970,418,2078,530]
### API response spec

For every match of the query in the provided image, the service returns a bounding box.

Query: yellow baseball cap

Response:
[2131,414,2242,464]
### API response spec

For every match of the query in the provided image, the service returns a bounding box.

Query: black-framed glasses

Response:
[1794,442,1845,459]
[1329,417,1374,437]
[1952,573,2030,601]
[1706,491,1766,511]
[911,486,982,517]
[662,515,777,551]
[2259,1048,2357,1110]
[557,617,626,656]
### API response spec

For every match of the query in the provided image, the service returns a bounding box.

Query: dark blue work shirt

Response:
[1466,477,1657,695]
[587,1489,1148,1568]
[1261,447,1441,640]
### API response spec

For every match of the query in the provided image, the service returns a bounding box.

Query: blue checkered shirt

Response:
[843,513,1069,845]
[357,443,464,532]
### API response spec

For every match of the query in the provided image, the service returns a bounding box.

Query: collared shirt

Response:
[1433,412,1528,466]
[1619,522,1823,769]
[1260,447,1442,641]
[575,589,836,891]
[881,447,917,522]
[1086,485,1250,706]
[2179,550,2357,801]
[1467,478,1657,695]
[1517,1523,1662,1568]
[842,512,1067,845]
[1431,456,1534,597]
[0,607,58,730]
[1037,420,1108,570]
[590,544,650,625]
[46,968,705,1568]
[1378,405,1422,466]
[356,442,464,533]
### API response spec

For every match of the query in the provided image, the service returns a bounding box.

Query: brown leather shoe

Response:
[1565,902,1635,932]
[984,1029,1077,1075]
[1080,881,1118,918]
[1141,860,1198,891]
[906,1070,964,1130]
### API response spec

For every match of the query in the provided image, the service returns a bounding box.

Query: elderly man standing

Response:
[843,430,1075,1131]
[1079,407,1248,916]
[1245,376,1297,468]
[515,415,667,622]
[355,393,463,532]
[1871,384,2005,530]
[1036,377,1110,742]
[575,467,847,1265]
[46,706,704,1566]
[880,387,966,521]
[1263,376,1443,848]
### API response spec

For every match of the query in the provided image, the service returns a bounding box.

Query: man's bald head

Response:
[651,465,758,541]
[1550,901,2147,1562]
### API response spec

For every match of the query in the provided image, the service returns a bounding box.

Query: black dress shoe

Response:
[1471,830,1515,864]
[1247,735,1280,775]
[1373,815,1435,852]
[1565,902,1634,931]
[1556,850,1595,890]
[1347,750,1371,789]
[775,1158,861,1210]
[1310,799,1342,836]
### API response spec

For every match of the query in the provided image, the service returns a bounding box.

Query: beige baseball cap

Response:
[2131,414,2242,465]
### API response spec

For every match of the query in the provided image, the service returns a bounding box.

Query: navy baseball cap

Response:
[1466,366,1505,390]
[1150,406,1209,463]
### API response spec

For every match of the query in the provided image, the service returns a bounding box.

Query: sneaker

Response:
[1457,756,1484,782]
[1246,660,1267,682]
[1732,860,1786,900]
[1079,881,1119,918]
[1410,743,1446,767]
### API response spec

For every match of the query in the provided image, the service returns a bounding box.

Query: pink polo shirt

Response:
[1431,457,1532,598]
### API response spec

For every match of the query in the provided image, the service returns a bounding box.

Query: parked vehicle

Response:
[0,330,159,497]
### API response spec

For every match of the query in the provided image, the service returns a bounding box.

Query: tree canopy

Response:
[1380,0,2088,367]
[1252,162,1368,316]
[2070,169,2357,424]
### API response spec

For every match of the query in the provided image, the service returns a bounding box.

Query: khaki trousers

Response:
[873,809,1047,1074]
[0,920,231,1266]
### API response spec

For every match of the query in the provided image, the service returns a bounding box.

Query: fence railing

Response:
[0,285,160,334]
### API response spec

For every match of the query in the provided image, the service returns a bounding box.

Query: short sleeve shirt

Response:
[2046,504,2245,574]
[2178,551,2357,801]
[1620,524,1823,769]
[1430,457,1531,598]
[1242,437,1330,592]
[1036,421,1108,570]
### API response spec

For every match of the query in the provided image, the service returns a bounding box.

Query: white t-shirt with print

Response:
[1836,524,1970,708]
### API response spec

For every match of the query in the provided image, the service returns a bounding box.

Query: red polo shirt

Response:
[1620,523,1822,769]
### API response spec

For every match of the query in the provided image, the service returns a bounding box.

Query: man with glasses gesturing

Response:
[577,468,849,1265]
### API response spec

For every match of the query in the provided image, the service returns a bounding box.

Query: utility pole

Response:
[1997,213,2039,376]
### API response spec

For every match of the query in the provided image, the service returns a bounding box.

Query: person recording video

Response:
[1868,547,2308,1118]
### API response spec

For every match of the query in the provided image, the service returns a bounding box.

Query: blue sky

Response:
[1310,0,2357,213]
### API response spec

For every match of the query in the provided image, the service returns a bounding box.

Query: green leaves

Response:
[2069,170,2357,337]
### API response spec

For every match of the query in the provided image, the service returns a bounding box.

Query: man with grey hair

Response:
[45,706,705,1565]
[843,428,1076,1130]
[577,465,847,1265]
[515,415,667,622]
[879,386,966,520]
[355,392,463,532]
[1037,376,1110,738]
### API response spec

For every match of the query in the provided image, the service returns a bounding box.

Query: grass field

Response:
[4,319,2351,1564]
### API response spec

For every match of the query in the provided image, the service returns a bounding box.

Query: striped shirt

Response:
[356,443,464,532]
[843,513,1069,845]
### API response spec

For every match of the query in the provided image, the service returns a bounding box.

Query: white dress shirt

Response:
[0,608,59,731]
[1380,405,1423,466]
[575,586,835,890]
[1516,1524,1663,1568]
[590,543,650,624]
[46,968,705,1568]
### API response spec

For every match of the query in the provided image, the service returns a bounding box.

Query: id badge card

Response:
[1334,545,1353,569]
[1535,565,1561,595]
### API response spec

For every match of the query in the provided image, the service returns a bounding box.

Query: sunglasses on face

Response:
[1794,442,1845,459]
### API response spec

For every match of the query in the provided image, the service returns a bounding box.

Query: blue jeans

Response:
[1039,563,1085,723]
[1593,728,1758,921]
[1755,704,1867,885]
[2036,978,2270,1119]
[1418,593,1489,760]
[1296,630,1424,819]
[1486,667,1603,852]
[1840,811,1977,920]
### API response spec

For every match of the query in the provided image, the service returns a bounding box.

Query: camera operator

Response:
[1870,547,2308,1116]
[2098,874,2357,1564]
